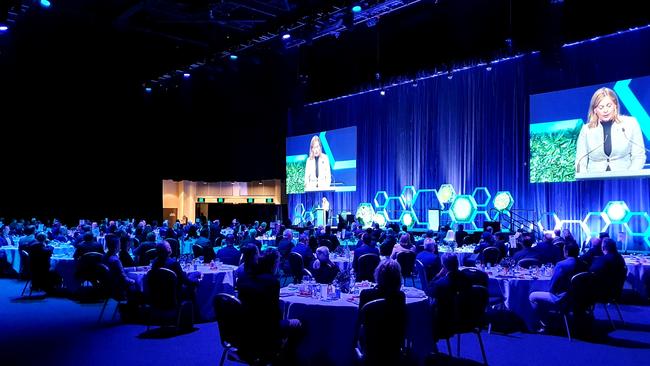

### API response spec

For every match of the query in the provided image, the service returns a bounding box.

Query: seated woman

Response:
[389,233,415,260]
[359,259,405,308]
[311,246,340,284]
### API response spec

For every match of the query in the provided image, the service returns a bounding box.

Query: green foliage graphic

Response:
[286,162,305,194]
[530,126,581,183]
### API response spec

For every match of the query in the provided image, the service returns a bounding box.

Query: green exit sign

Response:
[247,198,254,203]
[217,198,225,203]
[265,198,274,203]
[197,197,205,203]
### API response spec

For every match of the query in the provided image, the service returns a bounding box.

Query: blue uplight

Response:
[352,5,362,13]
[145,87,152,93]
[40,0,51,8]
[0,25,8,32]
[183,73,191,79]
[282,33,291,40]
[230,54,238,60]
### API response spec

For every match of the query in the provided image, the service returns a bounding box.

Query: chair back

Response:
[144,248,158,264]
[453,285,488,334]
[77,252,104,282]
[320,239,336,252]
[568,271,596,312]
[191,244,204,259]
[19,250,31,278]
[313,261,338,284]
[146,267,178,310]
[461,267,489,288]
[95,263,120,300]
[482,246,501,266]
[357,254,380,282]
[288,252,305,282]
[415,260,428,290]
[396,251,416,278]
[358,298,405,365]
[517,258,542,269]
[213,293,244,349]
[166,238,180,258]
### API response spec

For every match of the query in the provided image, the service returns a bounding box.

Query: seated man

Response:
[311,246,340,284]
[237,249,301,364]
[73,232,104,260]
[528,242,586,332]
[415,238,441,283]
[352,233,379,273]
[426,253,472,341]
[590,238,626,294]
[216,234,240,266]
[150,241,199,302]
[291,232,315,270]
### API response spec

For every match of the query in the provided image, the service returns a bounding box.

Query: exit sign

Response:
[265,198,274,203]
[217,198,225,203]
[197,197,205,203]
[247,198,254,203]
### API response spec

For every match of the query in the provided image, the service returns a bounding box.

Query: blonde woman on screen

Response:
[575,87,646,173]
[304,135,332,190]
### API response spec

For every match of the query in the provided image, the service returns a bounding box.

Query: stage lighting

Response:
[379,90,386,96]
[449,195,478,223]
[447,71,453,80]
[400,211,415,229]
[436,184,456,204]
[604,201,630,224]
[183,73,190,79]
[144,87,152,93]
[0,25,8,32]
[352,5,362,13]
[493,191,514,211]
[282,33,291,40]
[40,0,51,8]
[372,212,387,228]
[230,54,238,60]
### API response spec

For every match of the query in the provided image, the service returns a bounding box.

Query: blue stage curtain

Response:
[288,27,650,245]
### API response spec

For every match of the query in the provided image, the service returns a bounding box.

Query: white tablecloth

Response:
[279,287,432,365]
[126,264,237,321]
[624,256,650,299]
[50,256,78,292]
[0,246,20,274]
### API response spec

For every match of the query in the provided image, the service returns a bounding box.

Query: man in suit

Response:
[536,231,563,265]
[291,232,314,270]
[237,249,301,364]
[529,242,585,331]
[590,238,626,292]
[353,233,379,272]
[240,228,262,252]
[216,234,241,266]
[73,232,104,260]
[416,238,441,283]
[512,234,541,264]
[426,254,472,340]
[579,237,603,267]
[455,224,468,246]
[151,241,198,301]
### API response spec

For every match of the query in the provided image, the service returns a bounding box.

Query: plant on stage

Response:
[529,126,580,183]
[286,162,305,194]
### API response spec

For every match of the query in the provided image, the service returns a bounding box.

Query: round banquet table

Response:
[126,263,237,321]
[279,286,433,366]
[623,255,650,299]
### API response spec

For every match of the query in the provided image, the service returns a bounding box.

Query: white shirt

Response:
[304,154,332,191]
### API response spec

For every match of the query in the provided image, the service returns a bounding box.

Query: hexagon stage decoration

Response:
[493,191,514,211]
[384,197,406,222]
[603,201,631,224]
[537,212,562,232]
[449,195,478,223]
[293,203,305,221]
[374,191,389,209]
[472,187,492,207]
[355,203,375,229]
[623,212,650,237]
[400,210,416,229]
[436,184,456,205]
[582,212,611,238]
[373,210,389,229]
[558,219,591,242]
[400,186,417,208]
[412,188,438,225]
[303,211,315,225]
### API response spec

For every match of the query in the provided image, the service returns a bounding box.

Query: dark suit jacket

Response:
[353,244,380,272]
[549,257,582,295]
[151,257,194,288]
[236,273,282,358]
[291,243,314,269]
[312,260,340,284]
[359,287,406,310]
[589,252,626,288]
[455,230,468,245]
[102,254,133,295]
[426,270,472,339]
[416,251,441,282]
[73,241,104,260]
[535,240,563,264]
[579,247,603,267]
[216,245,241,266]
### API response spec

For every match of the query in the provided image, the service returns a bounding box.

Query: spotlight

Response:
[183,73,191,79]
[0,25,8,32]
[282,33,291,40]
[352,5,362,13]
[40,0,51,8]
[379,90,386,96]
[230,54,238,60]
[447,71,453,80]
[144,87,152,93]
[411,79,418,87]
[485,63,492,71]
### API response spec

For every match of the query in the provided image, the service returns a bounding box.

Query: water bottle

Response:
[349,269,356,288]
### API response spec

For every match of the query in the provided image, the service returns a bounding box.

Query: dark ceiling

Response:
[1,0,649,221]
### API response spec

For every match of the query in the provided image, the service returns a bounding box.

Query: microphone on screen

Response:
[621,128,650,153]
[576,134,608,173]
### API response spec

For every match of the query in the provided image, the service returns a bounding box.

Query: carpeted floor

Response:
[1,278,649,365]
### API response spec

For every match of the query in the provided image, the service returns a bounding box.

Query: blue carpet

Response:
[1,278,649,365]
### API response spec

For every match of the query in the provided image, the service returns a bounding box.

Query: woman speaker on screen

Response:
[304,135,332,190]
[575,87,646,173]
